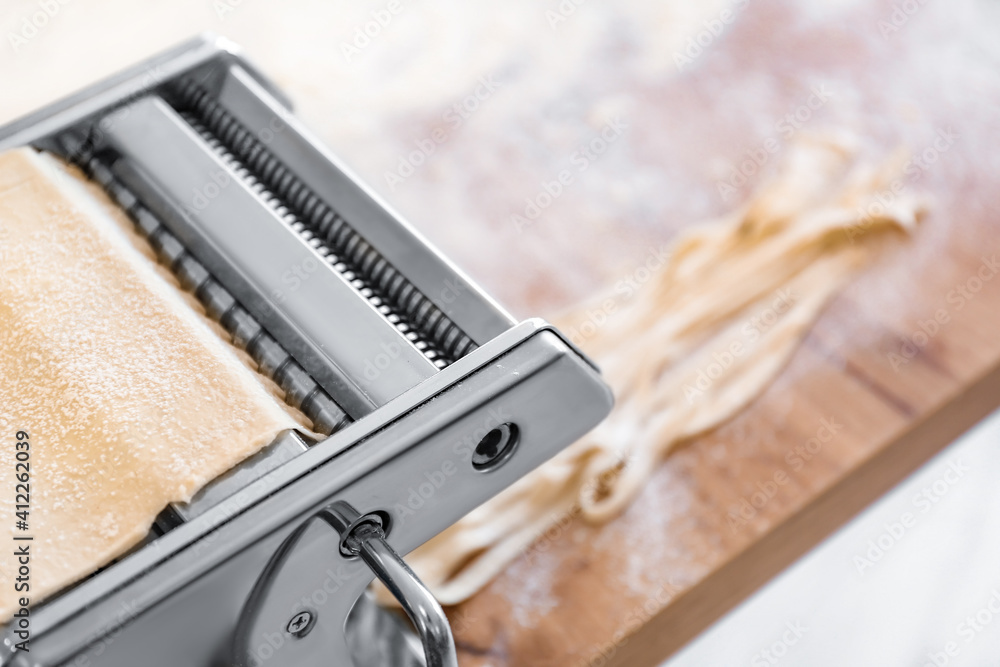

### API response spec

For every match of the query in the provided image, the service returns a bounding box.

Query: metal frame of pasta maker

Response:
[0,34,613,667]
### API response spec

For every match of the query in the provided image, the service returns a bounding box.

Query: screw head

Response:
[286,610,315,638]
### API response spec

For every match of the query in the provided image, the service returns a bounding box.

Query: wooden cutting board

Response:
[437,2,1000,665]
[3,0,999,665]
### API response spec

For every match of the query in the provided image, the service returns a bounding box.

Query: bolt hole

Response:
[472,423,519,472]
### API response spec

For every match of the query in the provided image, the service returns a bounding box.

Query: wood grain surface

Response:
[3,0,1000,664]
[442,2,1000,665]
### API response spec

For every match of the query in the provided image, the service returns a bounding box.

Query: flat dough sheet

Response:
[0,148,302,620]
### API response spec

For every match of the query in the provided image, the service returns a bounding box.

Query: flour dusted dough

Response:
[398,138,923,605]
[0,148,303,620]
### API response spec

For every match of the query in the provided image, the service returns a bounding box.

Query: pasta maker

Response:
[0,35,612,667]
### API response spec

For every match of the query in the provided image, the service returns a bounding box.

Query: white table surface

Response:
[665,409,1000,667]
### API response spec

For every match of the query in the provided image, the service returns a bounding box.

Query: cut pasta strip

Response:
[398,137,922,605]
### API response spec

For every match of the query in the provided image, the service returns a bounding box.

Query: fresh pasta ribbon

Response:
[386,137,923,605]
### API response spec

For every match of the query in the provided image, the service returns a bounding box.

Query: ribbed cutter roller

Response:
[0,35,612,667]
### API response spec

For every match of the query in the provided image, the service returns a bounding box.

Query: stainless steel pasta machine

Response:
[0,35,612,667]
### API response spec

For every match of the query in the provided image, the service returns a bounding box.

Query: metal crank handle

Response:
[325,503,459,667]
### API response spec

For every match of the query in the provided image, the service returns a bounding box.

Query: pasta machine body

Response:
[0,35,612,667]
